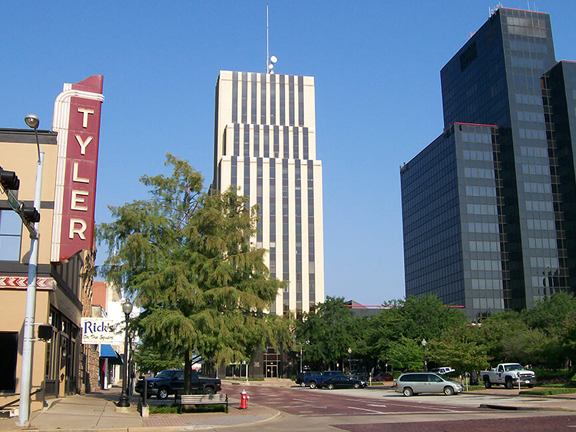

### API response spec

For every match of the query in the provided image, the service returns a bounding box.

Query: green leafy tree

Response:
[98,154,290,393]
[387,337,423,372]
[522,292,576,368]
[365,295,467,371]
[431,326,489,373]
[296,297,359,370]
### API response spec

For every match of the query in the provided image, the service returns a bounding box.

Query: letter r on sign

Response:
[69,218,87,240]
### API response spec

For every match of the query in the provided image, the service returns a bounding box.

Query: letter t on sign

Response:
[78,108,94,128]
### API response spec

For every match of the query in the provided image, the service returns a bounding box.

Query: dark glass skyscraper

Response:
[401,7,576,319]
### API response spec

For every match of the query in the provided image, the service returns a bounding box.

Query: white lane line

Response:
[349,406,387,414]
[300,409,481,417]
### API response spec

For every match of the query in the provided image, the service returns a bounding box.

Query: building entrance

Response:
[266,363,278,378]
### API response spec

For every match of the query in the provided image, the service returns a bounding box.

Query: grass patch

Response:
[464,385,487,391]
[148,403,227,414]
[179,404,228,413]
[149,404,179,414]
[521,386,576,396]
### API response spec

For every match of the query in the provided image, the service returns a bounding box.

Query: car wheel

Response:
[301,382,306,387]
[204,386,215,394]
[353,383,360,389]
[328,384,334,390]
[527,384,534,388]
[157,387,169,400]
[444,386,455,396]
[505,379,513,389]
[309,381,317,389]
[402,387,413,397]
[484,378,491,389]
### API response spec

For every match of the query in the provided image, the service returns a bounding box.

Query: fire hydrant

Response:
[240,389,249,409]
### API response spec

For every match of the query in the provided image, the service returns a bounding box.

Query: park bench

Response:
[177,393,228,413]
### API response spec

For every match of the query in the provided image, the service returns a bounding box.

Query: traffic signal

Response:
[37,325,53,341]
[21,205,40,224]
[0,166,20,191]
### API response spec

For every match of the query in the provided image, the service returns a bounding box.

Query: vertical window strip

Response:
[241,72,248,124]
[254,125,260,157]
[270,74,276,125]
[282,159,289,304]
[283,127,290,159]
[280,75,286,125]
[295,160,302,308]
[308,160,315,305]
[257,158,263,243]
[264,125,270,157]
[231,156,238,187]
[289,75,295,126]
[232,72,238,123]
[303,128,309,159]
[234,124,240,156]
[274,126,280,158]
[244,125,250,157]
[270,161,276,278]
[261,73,267,124]
[244,158,250,202]
[293,128,300,159]
[251,73,257,124]
[298,75,304,126]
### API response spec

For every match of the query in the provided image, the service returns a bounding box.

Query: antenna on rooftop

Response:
[266,3,277,74]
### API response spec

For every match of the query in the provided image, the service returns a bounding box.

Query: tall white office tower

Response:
[212,71,325,316]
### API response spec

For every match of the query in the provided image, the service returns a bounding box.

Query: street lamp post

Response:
[17,115,45,427]
[117,300,133,407]
[421,339,427,372]
[348,348,352,374]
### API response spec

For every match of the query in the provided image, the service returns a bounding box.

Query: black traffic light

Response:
[0,166,20,191]
[21,205,40,224]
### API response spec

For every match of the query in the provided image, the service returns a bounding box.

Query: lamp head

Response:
[24,114,39,130]
[122,301,133,315]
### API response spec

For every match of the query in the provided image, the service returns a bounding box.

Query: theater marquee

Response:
[51,76,104,262]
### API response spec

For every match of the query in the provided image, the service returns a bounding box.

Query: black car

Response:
[321,375,366,390]
[135,369,221,399]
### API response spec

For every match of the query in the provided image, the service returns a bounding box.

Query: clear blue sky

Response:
[2,1,575,306]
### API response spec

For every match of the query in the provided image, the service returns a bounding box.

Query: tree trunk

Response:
[184,350,191,394]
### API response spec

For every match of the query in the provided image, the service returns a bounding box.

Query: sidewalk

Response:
[0,386,279,432]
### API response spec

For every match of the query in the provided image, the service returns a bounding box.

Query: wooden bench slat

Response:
[177,393,228,413]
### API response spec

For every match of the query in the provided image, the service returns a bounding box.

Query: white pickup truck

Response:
[480,363,536,389]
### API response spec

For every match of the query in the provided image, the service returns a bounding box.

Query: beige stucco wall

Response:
[0,139,58,264]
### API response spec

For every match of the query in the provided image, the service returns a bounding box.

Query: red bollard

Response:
[239,389,249,409]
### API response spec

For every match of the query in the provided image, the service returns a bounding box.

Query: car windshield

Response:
[504,364,523,371]
[155,370,177,379]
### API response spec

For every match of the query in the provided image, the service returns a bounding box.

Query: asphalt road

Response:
[222,383,576,432]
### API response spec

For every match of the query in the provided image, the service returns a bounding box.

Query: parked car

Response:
[372,373,393,382]
[304,371,342,389]
[295,371,321,386]
[321,375,367,390]
[351,370,369,381]
[135,369,222,399]
[429,367,456,375]
[395,372,463,397]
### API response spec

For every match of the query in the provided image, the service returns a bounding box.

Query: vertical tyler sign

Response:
[52,76,104,262]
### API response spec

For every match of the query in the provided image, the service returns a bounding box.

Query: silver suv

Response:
[395,372,463,396]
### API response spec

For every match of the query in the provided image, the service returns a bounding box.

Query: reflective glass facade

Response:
[401,8,576,319]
